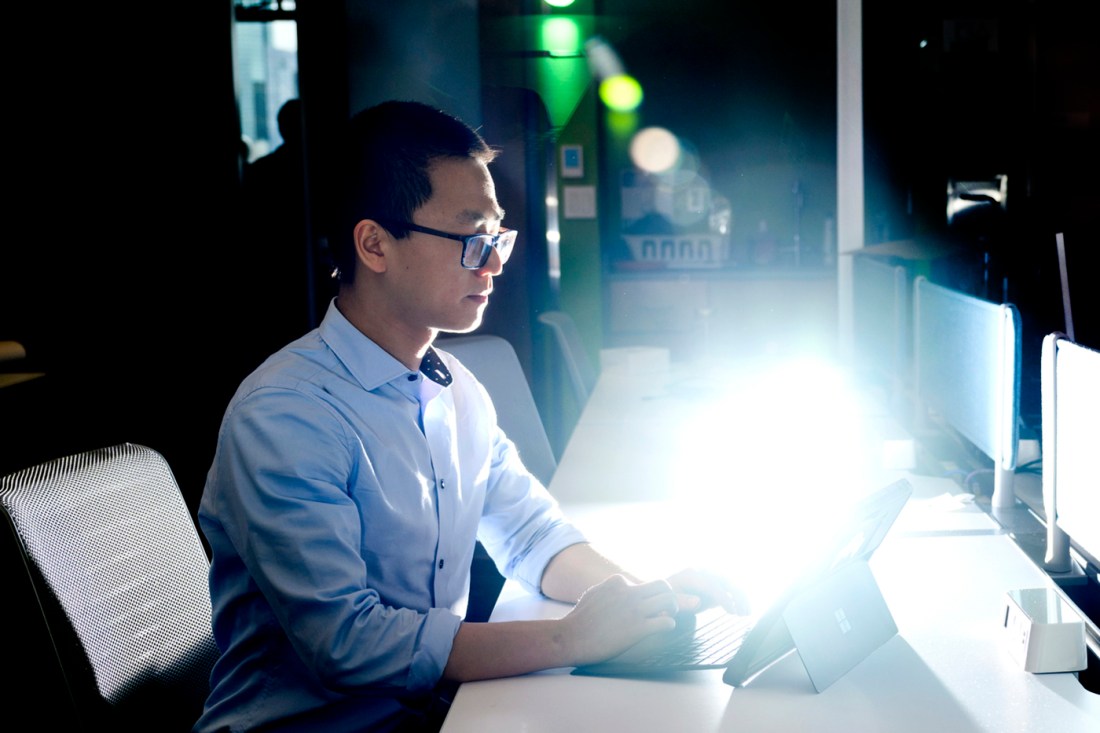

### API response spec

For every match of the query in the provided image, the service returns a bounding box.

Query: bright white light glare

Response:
[272,20,297,52]
[668,356,877,608]
[630,127,681,173]
[919,39,928,49]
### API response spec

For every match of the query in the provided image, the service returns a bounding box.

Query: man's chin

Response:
[435,301,489,336]
[439,316,484,336]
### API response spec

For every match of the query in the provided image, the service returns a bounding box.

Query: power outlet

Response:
[1002,588,1087,673]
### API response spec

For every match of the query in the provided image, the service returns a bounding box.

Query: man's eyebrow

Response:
[457,207,507,225]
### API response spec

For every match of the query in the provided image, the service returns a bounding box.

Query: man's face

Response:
[384,156,508,335]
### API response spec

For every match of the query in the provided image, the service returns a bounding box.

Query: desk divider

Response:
[853,255,911,412]
[912,276,1021,508]
[1042,334,1100,585]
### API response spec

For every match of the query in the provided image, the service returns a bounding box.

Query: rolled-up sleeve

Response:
[475,427,588,596]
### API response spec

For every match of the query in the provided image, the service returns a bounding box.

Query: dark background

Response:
[1,0,1096,724]
[2,0,1095,530]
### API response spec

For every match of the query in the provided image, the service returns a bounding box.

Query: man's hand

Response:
[664,567,751,616]
[445,563,750,682]
[558,574,679,666]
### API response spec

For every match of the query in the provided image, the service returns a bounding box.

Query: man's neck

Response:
[335,291,436,371]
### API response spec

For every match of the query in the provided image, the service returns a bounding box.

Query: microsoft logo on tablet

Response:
[835,609,852,634]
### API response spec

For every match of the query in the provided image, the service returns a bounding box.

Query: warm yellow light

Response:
[599,74,643,112]
[629,126,680,173]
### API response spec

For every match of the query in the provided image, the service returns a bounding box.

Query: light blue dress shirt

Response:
[194,300,586,733]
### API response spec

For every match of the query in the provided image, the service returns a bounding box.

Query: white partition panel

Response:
[913,277,1021,508]
[1042,333,1100,579]
[853,255,910,408]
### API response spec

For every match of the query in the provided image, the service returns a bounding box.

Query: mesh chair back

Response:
[0,443,218,732]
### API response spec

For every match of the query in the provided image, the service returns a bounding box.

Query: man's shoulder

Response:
[233,336,342,400]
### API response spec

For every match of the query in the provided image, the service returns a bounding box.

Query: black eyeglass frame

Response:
[376,219,517,270]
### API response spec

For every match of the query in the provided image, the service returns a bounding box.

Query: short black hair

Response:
[276,98,302,145]
[331,100,499,284]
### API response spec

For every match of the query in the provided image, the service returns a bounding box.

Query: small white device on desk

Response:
[1002,587,1087,673]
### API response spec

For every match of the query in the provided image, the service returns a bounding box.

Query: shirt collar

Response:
[418,346,453,386]
[318,298,454,391]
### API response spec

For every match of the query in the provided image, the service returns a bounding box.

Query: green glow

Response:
[599,74,643,112]
[540,17,581,54]
[536,56,591,129]
[532,16,592,129]
[605,110,638,141]
[544,0,577,7]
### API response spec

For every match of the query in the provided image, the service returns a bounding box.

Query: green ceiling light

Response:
[531,14,593,130]
[483,12,594,131]
[540,17,582,55]
[544,0,577,8]
[536,55,591,129]
[599,74,643,113]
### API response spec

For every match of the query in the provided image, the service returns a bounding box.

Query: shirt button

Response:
[407,374,417,382]
[438,559,445,570]
[440,479,446,491]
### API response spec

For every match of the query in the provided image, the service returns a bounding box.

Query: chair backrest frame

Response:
[0,443,218,732]
[537,310,598,408]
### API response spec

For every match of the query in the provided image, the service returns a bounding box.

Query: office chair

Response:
[537,310,598,408]
[435,334,558,623]
[0,443,219,733]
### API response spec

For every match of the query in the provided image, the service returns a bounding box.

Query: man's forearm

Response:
[539,542,640,603]
[442,617,572,682]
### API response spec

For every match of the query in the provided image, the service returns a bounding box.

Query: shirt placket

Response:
[419,376,458,607]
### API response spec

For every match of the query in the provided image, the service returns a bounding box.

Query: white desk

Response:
[547,358,933,506]
[442,362,1100,732]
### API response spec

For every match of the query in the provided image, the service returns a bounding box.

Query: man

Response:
[194,100,739,733]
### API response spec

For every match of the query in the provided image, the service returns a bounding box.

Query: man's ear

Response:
[353,219,388,274]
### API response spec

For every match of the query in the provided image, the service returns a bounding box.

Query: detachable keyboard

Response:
[572,607,755,676]
[637,608,754,667]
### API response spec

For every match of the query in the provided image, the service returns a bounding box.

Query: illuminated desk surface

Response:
[441,360,1100,733]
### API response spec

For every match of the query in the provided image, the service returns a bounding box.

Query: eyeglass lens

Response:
[461,231,516,269]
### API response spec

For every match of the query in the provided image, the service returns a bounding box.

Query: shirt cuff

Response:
[408,607,464,692]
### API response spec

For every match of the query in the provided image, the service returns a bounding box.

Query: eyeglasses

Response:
[378,219,517,270]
